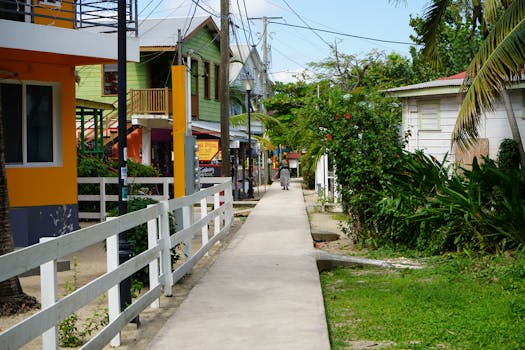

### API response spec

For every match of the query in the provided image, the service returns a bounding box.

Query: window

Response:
[103,64,118,95]
[214,64,220,100]
[190,59,198,96]
[418,100,440,131]
[1,82,60,166]
[204,61,211,99]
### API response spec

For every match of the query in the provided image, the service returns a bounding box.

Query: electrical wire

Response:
[230,19,246,67]
[268,21,419,46]
[280,0,332,48]
[235,0,252,46]
[191,0,219,17]
[241,0,256,46]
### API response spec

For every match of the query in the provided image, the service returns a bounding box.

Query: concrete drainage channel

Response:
[310,230,398,272]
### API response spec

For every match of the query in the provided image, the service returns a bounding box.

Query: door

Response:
[191,59,199,118]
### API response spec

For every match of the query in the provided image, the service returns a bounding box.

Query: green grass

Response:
[321,254,525,349]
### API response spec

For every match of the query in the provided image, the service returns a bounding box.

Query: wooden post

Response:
[105,223,121,347]
[147,205,160,308]
[220,0,231,176]
[40,237,58,350]
[200,197,209,255]
[159,201,173,296]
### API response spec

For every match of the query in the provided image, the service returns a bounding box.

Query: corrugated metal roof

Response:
[229,45,253,84]
[385,78,463,93]
[138,16,215,47]
[192,120,248,140]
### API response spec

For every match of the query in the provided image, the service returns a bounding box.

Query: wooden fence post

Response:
[40,237,58,350]
[147,204,160,308]
[100,177,107,221]
[200,197,209,256]
[106,217,120,347]
[159,201,173,296]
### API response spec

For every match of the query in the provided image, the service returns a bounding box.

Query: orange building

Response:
[0,1,139,246]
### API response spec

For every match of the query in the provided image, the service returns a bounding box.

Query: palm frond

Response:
[421,0,454,66]
[388,0,407,6]
[252,134,276,151]
[230,113,282,129]
[453,0,525,148]
[483,0,503,23]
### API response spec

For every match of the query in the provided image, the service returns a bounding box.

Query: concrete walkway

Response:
[147,179,330,350]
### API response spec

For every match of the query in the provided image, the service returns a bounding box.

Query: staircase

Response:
[77,88,172,157]
[76,94,133,157]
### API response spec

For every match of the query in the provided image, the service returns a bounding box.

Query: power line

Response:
[235,0,253,46]
[191,0,220,17]
[268,21,419,46]
[241,0,255,46]
[280,0,332,48]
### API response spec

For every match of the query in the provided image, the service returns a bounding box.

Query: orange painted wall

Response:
[111,128,143,163]
[33,2,75,29]
[1,58,77,207]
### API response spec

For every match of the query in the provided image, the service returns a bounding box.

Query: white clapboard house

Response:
[386,72,525,167]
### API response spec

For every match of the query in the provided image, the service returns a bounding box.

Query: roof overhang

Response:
[76,98,115,110]
[132,114,172,129]
[0,19,140,64]
[384,78,463,98]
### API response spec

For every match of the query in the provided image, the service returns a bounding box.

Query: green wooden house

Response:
[76,16,223,174]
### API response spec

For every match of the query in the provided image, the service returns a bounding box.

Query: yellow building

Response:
[0,1,139,246]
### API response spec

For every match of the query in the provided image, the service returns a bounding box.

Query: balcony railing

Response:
[0,0,138,35]
[130,88,173,115]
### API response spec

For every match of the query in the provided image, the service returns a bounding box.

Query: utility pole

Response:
[248,16,282,107]
[248,16,282,184]
[220,0,231,177]
[177,29,182,65]
[117,0,134,319]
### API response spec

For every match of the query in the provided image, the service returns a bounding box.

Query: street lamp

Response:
[243,72,255,198]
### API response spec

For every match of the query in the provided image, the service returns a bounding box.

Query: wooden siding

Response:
[76,25,220,122]
[403,91,525,166]
[181,28,221,122]
[76,62,147,106]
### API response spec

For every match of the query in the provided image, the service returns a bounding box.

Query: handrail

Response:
[0,178,233,349]
[130,88,172,115]
[78,176,175,220]
[0,0,138,35]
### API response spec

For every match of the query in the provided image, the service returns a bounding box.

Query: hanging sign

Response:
[196,140,220,161]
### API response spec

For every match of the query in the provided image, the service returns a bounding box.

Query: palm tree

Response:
[0,86,37,315]
[420,0,525,167]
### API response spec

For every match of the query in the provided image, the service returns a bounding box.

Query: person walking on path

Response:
[278,160,290,190]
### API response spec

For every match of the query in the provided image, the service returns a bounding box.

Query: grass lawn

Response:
[321,254,525,349]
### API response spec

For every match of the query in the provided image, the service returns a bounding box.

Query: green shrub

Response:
[78,156,162,215]
[498,138,521,171]
[366,150,525,254]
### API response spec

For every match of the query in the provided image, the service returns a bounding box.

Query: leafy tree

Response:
[419,0,525,166]
[408,3,483,82]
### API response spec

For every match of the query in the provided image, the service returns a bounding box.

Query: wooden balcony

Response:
[130,88,172,115]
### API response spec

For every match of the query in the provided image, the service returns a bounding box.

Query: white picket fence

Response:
[0,177,233,350]
[78,176,175,221]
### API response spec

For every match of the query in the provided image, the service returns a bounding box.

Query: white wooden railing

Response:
[78,176,175,221]
[0,178,233,350]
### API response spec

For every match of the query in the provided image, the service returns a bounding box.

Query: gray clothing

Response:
[279,166,290,188]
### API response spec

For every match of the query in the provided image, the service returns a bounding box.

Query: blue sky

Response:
[140,0,430,82]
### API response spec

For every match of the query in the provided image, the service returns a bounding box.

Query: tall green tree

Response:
[420,0,525,166]
[409,3,483,82]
